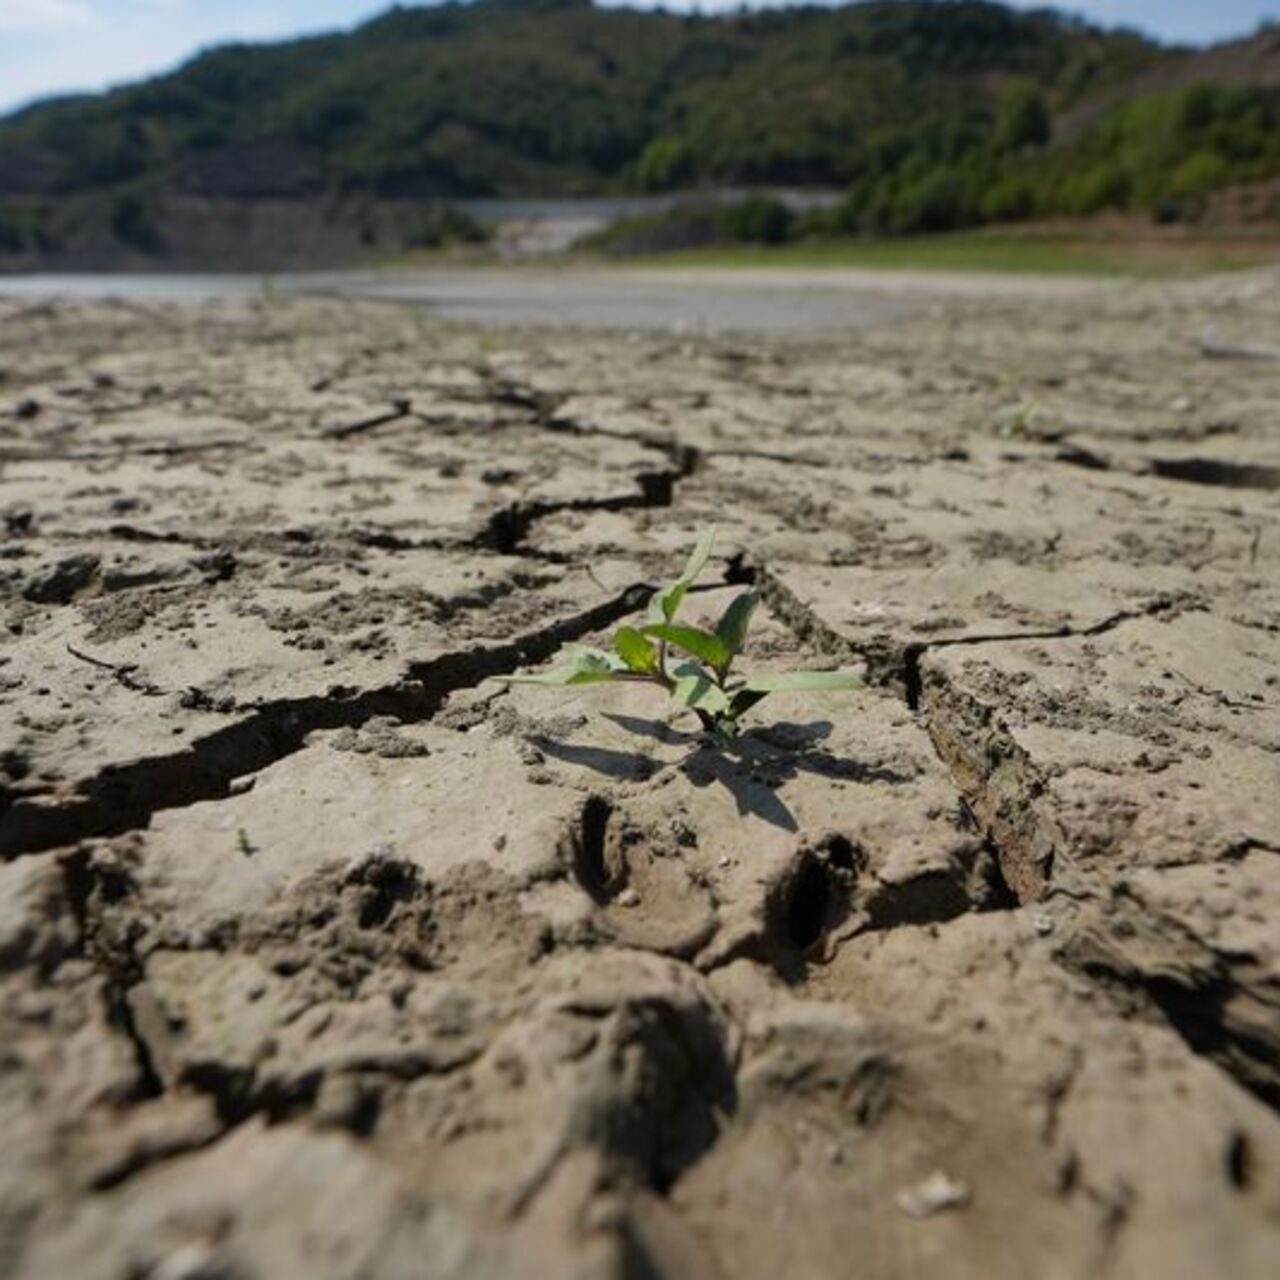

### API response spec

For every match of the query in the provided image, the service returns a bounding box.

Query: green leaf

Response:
[645,526,717,625]
[672,670,731,716]
[670,658,710,680]
[561,643,624,670]
[645,580,688,626]
[613,626,658,674]
[714,589,759,658]
[493,646,622,687]
[493,665,617,687]
[643,623,731,672]
[726,668,863,720]
[742,670,865,693]
[680,525,717,587]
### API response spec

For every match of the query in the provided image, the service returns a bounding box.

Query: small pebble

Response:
[149,1242,222,1280]
[897,1171,971,1219]
[616,888,641,908]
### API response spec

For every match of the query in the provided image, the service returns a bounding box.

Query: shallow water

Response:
[0,267,916,334]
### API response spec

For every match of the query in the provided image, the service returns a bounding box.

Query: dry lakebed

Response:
[1,269,1278,1278]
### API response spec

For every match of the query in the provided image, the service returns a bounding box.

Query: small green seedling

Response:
[494,527,863,742]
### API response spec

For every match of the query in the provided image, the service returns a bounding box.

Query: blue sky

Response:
[1,1,1277,115]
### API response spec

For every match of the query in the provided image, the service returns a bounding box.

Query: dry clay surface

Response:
[1,275,1279,1279]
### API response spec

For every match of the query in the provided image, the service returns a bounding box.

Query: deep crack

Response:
[1,584,652,857]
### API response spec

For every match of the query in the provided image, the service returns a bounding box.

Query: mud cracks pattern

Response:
[1,283,1279,1279]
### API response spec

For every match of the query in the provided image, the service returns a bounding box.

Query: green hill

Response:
[1,0,1279,266]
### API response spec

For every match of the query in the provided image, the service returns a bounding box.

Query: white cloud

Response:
[0,0,96,32]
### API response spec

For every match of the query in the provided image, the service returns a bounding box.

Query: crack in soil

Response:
[478,466,682,555]
[320,399,413,441]
[1148,456,1280,492]
[899,596,1189,713]
[759,567,1202,903]
[1,583,653,858]
[1,440,260,464]
[6,295,1280,1275]
[65,641,169,698]
[2,382,711,857]
[435,372,704,555]
[479,368,703,480]
[1051,442,1280,493]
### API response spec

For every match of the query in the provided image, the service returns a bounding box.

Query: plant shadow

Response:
[530,737,659,783]
[533,715,913,834]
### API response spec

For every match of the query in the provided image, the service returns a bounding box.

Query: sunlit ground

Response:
[627,229,1280,277]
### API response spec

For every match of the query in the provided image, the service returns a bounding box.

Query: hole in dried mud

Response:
[352,856,420,929]
[611,1000,738,1196]
[786,859,834,949]
[1225,1130,1255,1192]
[824,834,860,871]
[568,795,620,905]
[769,850,848,956]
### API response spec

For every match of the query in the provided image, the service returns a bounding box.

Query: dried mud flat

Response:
[1,273,1279,1280]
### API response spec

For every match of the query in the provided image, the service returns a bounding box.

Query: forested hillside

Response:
[2,0,1279,265]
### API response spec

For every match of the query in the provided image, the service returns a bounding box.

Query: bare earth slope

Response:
[1,275,1278,1278]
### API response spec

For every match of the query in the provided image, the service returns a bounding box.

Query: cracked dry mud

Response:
[1,274,1278,1280]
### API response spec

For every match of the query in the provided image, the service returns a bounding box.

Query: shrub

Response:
[718,194,793,244]
[110,194,163,252]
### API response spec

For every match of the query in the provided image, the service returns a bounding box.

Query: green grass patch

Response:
[627,232,1280,278]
